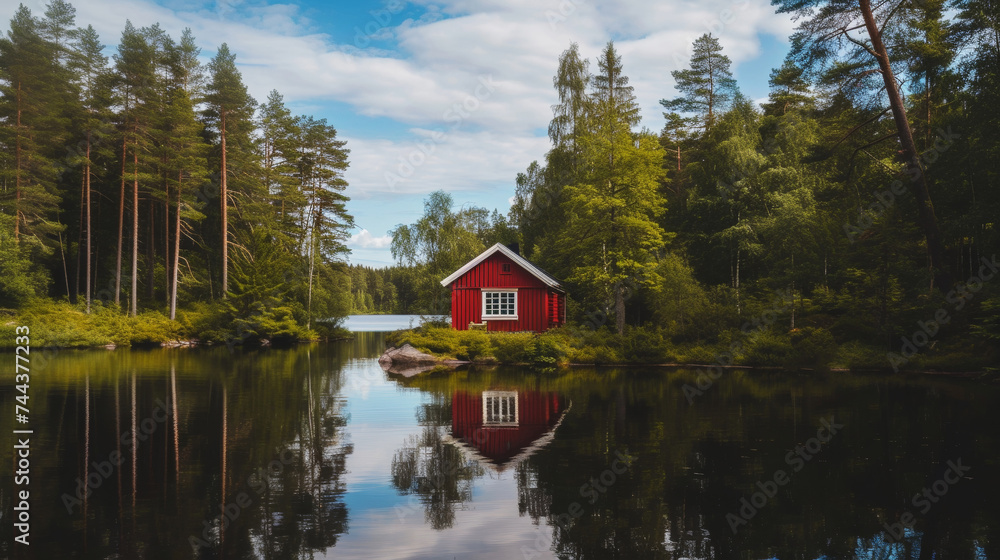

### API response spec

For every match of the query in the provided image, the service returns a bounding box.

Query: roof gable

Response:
[439,243,563,290]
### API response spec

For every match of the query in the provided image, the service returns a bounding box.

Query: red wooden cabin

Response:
[445,389,567,472]
[440,243,566,332]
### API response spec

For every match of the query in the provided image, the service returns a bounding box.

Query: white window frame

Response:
[481,289,517,320]
[483,391,518,425]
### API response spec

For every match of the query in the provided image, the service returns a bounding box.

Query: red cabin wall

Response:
[451,390,563,465]
[448,253,564,332]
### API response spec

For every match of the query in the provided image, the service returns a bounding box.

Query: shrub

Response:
[834,340,888,370]
[737,329,792,367]
[491,332,537,363]
[621,327,673,363]
[130,311,182,346]
[568,344,621,364]
[787,327,838,370]
[533,333,568,365]
[463,330,494,360]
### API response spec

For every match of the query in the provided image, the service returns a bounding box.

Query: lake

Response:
[1,325,997,558]
[342,314,448,332]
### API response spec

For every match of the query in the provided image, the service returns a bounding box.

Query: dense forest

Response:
[0,1,354,343]
[379,0,1000,369]
[2,0,998,367]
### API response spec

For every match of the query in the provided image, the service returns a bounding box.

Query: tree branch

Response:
[879,0,909,36]
[843,28,879,58]
[832,106,892,148]
[846,132,899,182]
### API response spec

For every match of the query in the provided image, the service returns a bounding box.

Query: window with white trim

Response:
[483,391,518,425]
[482,290,517,318]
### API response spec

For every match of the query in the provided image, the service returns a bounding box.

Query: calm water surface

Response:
[342,314,448,332]
[1,328,998,559]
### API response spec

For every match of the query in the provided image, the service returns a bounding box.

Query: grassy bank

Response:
[386,322,999,373]
[0,300,349,349]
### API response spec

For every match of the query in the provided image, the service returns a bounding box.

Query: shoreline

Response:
[378,347,998,377]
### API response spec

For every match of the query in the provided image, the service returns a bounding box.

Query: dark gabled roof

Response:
[439,243,564,291]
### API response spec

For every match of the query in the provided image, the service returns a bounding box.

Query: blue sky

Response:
[10,0,797,266]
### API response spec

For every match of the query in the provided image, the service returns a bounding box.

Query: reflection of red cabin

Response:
[445,389,568,471]
[440,243,566,332]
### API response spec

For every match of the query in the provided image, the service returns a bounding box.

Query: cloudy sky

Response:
[9,0,797,266]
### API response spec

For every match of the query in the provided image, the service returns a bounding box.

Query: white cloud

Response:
[344,130,549,198]
[349,228,393,249]
[12,0,793,138]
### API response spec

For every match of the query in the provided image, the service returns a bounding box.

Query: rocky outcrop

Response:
[161,339,198,348]
[378,344,440,377]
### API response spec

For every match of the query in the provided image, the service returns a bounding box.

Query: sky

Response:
[9,0,798,266]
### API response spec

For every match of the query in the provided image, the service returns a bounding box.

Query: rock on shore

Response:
[378,344,439,377]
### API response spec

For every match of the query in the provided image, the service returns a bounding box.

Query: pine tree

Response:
[552,42,667,334]
[897,0,956,149]
[548,42,590,177]
[775,0,952,290]
[205,43,257,297]
[161,87,208,319]
[296,116,352,327]
[761,59,814,116]
[113,21,157,315]
[0,6,67,249]
[70,24,113,312]
[39,0,77,64]
[173,28,204,96]
[258,90,302,244]
[661,34,737,132]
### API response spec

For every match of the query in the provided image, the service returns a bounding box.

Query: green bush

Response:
[491,332,537,363]
[621,327,673,363]
[676,343,722,365]
[533,333,568,365]
[130,311,182,345]
[787,327,838,370]
[737,329,792,367]
[462,330,494,360]
[568,344,621,364]
[834,340,888,370]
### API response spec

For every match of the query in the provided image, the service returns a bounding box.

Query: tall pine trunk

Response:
[75,179,83,302]
[131,141,139,317]
[116,136,126,306]
[170,173,182,320]
[220,111,228,298]
[859,0,951,289]
[85,133,92,313]
[165,179,170,304]
[614,282,625,336]
[146,195,154,300]
[14,81,22,241]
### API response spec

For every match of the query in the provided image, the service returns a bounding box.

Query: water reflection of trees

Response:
[3,343,358,559]
[392,393,483,530]
[390,423,485,530]
[247,348,352,559]
[394,368,999,560]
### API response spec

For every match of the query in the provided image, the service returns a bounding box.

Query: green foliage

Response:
[2,2,999,371]
[787,327,838,370]
[128,310,182,345]
[972,296,1000,342]
[390,191,515,314]
[661,33,738,131]
[490,332,537,364]
[462,329,493,361]
[737,329,792,367]
[0,215,48,305]
[0,301,183,348]
[0,9,356,345]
